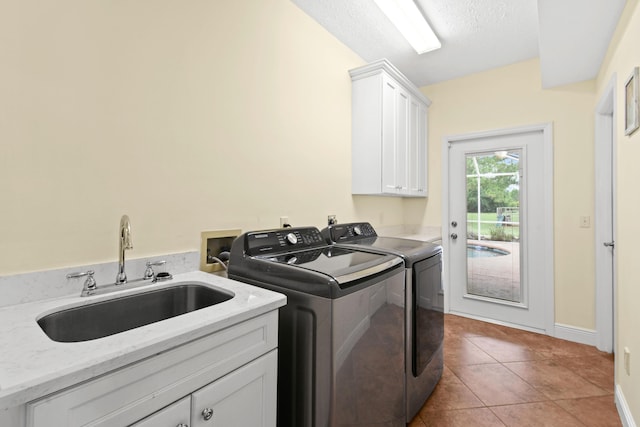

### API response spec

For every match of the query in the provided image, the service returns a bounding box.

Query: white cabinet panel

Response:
[407,100,428,196]
[191,350,277,427]
[382,75,398,194]
[131,351,277,427]
[131,396,190,427]
[350,59,430,198]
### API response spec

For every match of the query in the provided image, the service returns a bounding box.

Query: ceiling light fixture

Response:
[373,0,441,54]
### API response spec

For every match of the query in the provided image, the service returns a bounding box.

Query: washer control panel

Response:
[325,222,377,243]
[246,227,325,255]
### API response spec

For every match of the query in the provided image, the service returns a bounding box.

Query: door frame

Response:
[441,123,555,334]
[594,75,617,353]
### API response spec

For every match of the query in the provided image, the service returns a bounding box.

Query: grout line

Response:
[423,315,620,426]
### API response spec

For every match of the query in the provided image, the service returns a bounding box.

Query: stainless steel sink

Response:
[37,283,234,343]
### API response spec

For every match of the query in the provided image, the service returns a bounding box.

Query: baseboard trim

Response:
[616,384,637,427]
[553,323,597,346]
[447,311,546,334]
[445,315,600,348]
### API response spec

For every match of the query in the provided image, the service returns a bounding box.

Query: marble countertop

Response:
[0,271,286,410]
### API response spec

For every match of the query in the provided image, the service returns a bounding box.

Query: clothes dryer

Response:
[322,222,443,421]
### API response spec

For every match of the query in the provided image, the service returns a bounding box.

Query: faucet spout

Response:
[116,214,133,285]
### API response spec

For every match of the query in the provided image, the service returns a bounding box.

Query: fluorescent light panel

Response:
[374,0,441,54]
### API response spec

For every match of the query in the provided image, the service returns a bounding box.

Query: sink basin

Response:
[37,282,234,343]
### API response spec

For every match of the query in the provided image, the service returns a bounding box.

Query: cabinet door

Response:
[407,99,428,196]
[395,86,410,193]
[191,350,277,427]
[131,397,190,427]
[381,75,411,195]
[381,75,400,194]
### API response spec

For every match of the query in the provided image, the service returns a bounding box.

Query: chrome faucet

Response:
[115,214,133,285]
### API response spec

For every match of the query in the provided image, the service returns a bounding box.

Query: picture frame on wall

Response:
[625,67,639,136]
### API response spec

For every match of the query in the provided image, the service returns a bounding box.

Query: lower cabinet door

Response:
[131,396,191,427]
[191,350,277,427]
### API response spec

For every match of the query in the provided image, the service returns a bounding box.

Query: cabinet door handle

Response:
[202,407,214,421]
[176,424,189,427]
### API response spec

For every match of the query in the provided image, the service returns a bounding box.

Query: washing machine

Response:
[322,222,443,422]
[228,226,407,427]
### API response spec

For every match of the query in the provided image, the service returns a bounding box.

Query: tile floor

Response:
[410,314,621,427]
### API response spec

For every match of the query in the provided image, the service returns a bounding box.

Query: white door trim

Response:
[441,123,555,334]
[594,74,617,353]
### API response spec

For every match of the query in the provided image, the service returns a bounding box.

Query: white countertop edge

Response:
[0,271,286,410]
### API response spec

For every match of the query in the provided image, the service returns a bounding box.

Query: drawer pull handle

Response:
[202,407,214,421]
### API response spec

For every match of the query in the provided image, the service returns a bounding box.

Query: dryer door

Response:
[412,253,444,376]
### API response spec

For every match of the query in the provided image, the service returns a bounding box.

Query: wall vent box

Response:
[200,229,241,273]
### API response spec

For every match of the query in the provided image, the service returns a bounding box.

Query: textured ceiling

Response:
[538,0,626,88]
[291,0,625,88]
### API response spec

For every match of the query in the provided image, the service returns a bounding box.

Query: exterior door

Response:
[445,125,554,332]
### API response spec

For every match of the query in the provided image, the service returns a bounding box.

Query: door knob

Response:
[450,233,458,240]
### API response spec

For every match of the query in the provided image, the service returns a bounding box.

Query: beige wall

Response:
[0,0,405,275]
[1,0,636,419]
[596,0,640,419]
[409,59,597,330]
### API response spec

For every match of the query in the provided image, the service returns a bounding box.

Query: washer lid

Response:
[259,246,402,285]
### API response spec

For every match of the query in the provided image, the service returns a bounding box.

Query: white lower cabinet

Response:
[26,311,278,427]
[131,396,191,427]
[191,350,277,427]
[132,351,277,427]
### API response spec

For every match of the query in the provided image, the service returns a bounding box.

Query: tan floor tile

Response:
[450,363,546,406]
[490,401,584,427]
[505,359,610,400]
[556,395,622,427]
[445,315,510,339]
[409,415,428,427]
[511,330,603,359]
[555,354,615,392]
[444,337,496,366]
[439,366,463,384]
[420,408,506,427]
[467,335,547,363]
[420,381,484,412]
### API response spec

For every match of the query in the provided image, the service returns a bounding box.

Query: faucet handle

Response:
[144,260,166,281]
[68,270,97,296]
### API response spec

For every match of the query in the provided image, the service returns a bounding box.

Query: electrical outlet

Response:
[280,216,290,228]
[624,347,631,376]
[328,215,337,225]
[580,216,591,228]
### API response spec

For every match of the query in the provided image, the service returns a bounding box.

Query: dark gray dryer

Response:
[228,226,407,427]
[322,222,443,422]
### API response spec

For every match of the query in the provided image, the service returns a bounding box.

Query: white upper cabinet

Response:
[350,59,430,197]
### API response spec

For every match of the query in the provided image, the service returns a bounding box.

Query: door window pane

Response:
[465,151,521,303]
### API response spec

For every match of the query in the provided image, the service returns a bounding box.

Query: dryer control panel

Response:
[323,222,377,243]
[245,227,326,256]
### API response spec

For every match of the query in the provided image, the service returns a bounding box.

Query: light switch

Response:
[580,216,591,228]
